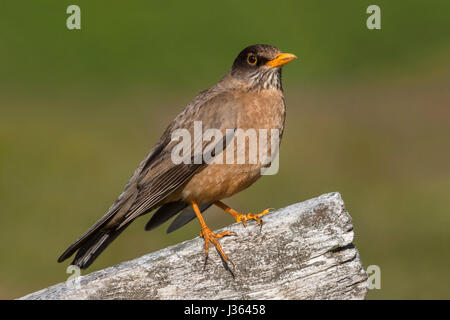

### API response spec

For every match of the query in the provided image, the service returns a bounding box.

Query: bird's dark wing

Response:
[116,91,239,227]
[58,89,239,267]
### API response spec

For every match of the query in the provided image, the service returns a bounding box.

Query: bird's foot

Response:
[214,201,273,228]
[200,226,236,275]
[234,208,272,227]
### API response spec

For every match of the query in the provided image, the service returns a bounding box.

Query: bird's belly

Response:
[181,163,261,204]
[180,88,285,204]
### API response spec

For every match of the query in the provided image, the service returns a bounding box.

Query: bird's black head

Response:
[230,44,297,90]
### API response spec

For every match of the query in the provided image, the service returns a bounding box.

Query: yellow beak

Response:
[266,53,298,68]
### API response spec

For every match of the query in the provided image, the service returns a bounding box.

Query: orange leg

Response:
[191,200,236,272]
[214,201,272,227]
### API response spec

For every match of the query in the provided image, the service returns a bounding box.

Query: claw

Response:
[200,226,235,275]
[234,208,271,227]
[191,200,238,274]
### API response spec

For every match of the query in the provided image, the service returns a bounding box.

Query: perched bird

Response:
[58,44,297,273]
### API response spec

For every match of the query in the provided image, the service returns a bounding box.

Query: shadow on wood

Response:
[20,192,368,300]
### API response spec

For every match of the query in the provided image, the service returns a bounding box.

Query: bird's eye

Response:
[247,54,257,65]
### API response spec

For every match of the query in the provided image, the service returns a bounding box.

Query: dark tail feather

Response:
[58,221,110,264]
[145,201,187,231]
[57,193,137,264]
[69,222,132,269]
[166,202,212,234]
[57,208,134,269]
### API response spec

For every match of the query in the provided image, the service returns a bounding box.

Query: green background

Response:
[1,0,449,299]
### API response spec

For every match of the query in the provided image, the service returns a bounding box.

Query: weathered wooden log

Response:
[20,192,368,300]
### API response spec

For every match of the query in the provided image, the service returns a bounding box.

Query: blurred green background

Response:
[1,0,449,299]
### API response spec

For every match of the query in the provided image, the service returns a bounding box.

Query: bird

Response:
[57,44,297,274]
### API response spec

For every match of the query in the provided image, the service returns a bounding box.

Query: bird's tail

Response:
[58,221,132,269]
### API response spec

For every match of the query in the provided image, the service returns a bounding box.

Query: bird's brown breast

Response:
[179,88,286,204]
